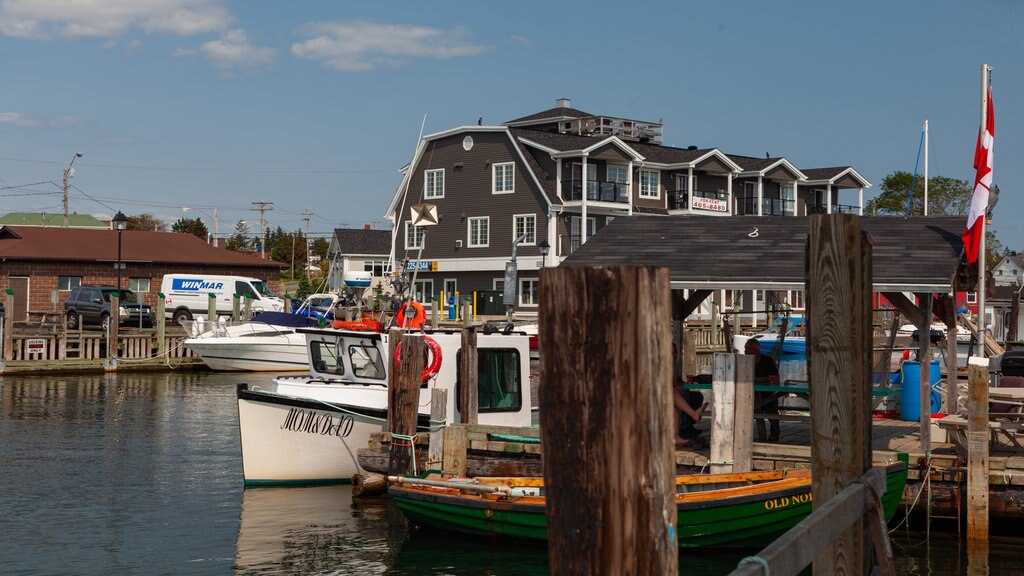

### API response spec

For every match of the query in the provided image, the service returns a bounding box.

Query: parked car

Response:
[64,286,156,330]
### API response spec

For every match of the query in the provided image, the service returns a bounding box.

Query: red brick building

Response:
[0,226,283,321]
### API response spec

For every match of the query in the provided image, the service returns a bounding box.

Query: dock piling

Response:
[711,352,753,473]
[966,356,990,542]
[388,329,423,477]
[458,327,478,425]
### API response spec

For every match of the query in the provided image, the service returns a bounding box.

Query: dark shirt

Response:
[753,354,779,381]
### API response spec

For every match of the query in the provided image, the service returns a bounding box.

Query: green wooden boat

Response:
[389,460,908,549]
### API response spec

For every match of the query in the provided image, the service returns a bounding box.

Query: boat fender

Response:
[396,300,426,329]
[394,335,443,382]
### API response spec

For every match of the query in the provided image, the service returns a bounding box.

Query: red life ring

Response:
[393,335,443,383]
[396,300,426,329]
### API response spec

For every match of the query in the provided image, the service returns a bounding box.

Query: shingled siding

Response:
[396,131,548,262]
[1,261,282,314]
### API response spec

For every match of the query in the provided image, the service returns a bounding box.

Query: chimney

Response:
[364,223,371,230]
[556,98,571,109]
[687,145,698,151]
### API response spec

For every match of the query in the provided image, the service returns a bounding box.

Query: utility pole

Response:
[63,152,83,227]
[251,200,274,259]
[303,209,312,281]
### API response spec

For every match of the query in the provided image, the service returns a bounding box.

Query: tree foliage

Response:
[171,217,209,240]
[865,171,971,216]
[226,220,253,252]
[127,213,167,232]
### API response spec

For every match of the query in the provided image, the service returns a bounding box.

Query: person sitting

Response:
[744,338,781,442]
[674,380,708,449]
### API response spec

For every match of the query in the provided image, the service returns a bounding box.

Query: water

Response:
[1,372,1021,575]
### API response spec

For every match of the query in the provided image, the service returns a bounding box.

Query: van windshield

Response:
[251,281,273,298]
[101,289,137,303]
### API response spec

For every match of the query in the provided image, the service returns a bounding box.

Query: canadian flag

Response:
[963,87,994,264]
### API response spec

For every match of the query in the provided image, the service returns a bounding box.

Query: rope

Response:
[390,433,418,476]
[699,460,734,474]
[889,455,932,533]
[738,555,770,575]
[904,127,925,217]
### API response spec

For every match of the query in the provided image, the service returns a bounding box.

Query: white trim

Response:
[639,169,661,199]
[467,216,490,248]
[424,168,445,199]
[802,167,872,189]
[504,115,583,128]
[492,162,515,195]
[736,158,808,181]
[492,277,505,290]
[517,137,563,156]
[513,213,537,245]
[519,277,540,307]
[443,278,458,299]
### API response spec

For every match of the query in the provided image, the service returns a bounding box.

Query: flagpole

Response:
[923,119,929,215]
[977,64,990,358]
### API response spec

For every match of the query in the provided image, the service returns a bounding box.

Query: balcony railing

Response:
[562,179,630,203]
[807,203,861,215]
[667,189,730,211]
[736,195,794,216]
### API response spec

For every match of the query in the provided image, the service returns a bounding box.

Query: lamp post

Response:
[182,207,219,247]
[112,210,128,295]
[63,152,83,228]
[538,240,551,269]
[504,233,530,325]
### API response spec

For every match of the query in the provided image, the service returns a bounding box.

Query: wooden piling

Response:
[459,327,478,425]
[919,293,933,453]
[683,330,698,379]
[540,266,677,576]
[207,293,217,323]
[427,387,448,472]
[3,291,13,362]
[388,329,423,477]
[232,294,241,322]
[156,294,166,357]
[109,293,120,363]
[711,353,753,473]
[967,356,989,542]
[944,300,959,414]
[806,215,872,576]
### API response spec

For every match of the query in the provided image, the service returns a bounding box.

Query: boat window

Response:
[456,348,522,413]
[348,344,385,380]
[310,340,344,376]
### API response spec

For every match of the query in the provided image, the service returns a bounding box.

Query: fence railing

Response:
[4,330,195,362]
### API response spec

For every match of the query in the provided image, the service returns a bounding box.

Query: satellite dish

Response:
[410,204,439,226]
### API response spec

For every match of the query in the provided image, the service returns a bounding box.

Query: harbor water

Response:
[2,371,1022,575]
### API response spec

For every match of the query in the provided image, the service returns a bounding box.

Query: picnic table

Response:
[936,387,1024,453]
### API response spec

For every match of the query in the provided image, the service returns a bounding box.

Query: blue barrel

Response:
[899,360,942,421]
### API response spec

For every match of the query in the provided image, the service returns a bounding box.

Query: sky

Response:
[1,0,1021,247]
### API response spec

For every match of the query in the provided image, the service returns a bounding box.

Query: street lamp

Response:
[538,240,551,268]
[112,210,128,297]
[63,152,83,228]
[183,206,219,247]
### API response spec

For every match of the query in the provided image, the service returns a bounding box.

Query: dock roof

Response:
[560,215,966,293]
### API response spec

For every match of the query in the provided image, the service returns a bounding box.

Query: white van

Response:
[160,274,284,324]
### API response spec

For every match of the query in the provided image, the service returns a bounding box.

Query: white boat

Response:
[733,318,807,357]
[184,312,317,372]
[236,327,533,486]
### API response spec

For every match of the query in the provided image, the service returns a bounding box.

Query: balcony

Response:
[807,203,861,215]
[562,179,630,204]
[736,195,794,216]
[667,189,730,213]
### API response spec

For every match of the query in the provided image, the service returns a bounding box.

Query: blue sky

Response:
[1,0,1021,248]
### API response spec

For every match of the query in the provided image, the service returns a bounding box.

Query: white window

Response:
[405,222,425,249]
[967,292,977,304]
[468,217,489,248]
[513,214,536,245]
[443,279,457,298]
[128,278,150,292]
[493,162,514,194]
[413,279,434,303]
[424,168,444,199]
[639,170,660,198]
[58,276,81,291]
[781,185,796,216]
[519,278,539,306]
[493,278,505,291]
[607,165,628,187]
[363,260,391,276]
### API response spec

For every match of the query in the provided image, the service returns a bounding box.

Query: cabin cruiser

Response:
[236,327,533,485]
[183,312,317,372]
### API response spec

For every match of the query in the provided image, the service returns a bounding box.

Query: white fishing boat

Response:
[236,327,533,486]
[184,312,316,372]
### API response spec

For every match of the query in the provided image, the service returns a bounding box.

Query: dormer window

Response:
[424,169,445,199]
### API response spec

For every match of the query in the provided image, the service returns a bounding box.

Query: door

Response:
[9,276,28,321]
[568,216,597,253]
[571,163,598,200]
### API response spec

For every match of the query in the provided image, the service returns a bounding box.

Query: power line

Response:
[251,200,274,259]
[0,155,399,174]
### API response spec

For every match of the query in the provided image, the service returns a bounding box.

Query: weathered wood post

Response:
[683,330,698,380]
[711,353,754,474]
[711,300,720,347]
[388,329,423,477]
[966,356,990,542]
[3,289,13,362]
[427,387,448,472]
[430,297,439,328]
[540,266,677,575]
[156,293,166,357]
[463,297,472,328]
[806,214,872,576]
[232,293,241,322]
[919,293,933,453]
[109,292,120,367]
[459,327,478,424]
[943,296,959,414]
[207,293,217,323]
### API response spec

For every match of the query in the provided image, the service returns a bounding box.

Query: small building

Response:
[327,226,393,294]
[0,212,109,229]
[0,226,282,322]
[993,254,1024,287]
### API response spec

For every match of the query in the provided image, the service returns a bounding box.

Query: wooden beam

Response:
[441,425,467,476]
[459,327,478,424]
[967,356,989,543]
[388,330,422,477]
[939,294,959,414]
[918,293,933,453]
[683,330,698,379]
[806,214,872,576]
[673,288,713,321]
[881,292,924,329]
[711,353,754,474]
[540,266,677,576]
[426,387,447,472]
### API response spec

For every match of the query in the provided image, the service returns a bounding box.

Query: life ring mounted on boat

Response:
[396,300,426,329]
[393,336,443,383]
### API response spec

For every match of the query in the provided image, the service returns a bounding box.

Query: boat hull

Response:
[187,334,309,372]
[390,463,908,549]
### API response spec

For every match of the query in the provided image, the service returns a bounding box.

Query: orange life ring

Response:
[396,300,426,329]
[394,335,443,382]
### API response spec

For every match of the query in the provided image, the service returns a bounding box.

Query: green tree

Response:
[171,217,210,240]
[865,171,972,216]
[296,275,313,299]
[226,220,253,252]
[127,213,167,232]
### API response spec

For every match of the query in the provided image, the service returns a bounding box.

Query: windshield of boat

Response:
[310,340,344,376]
[101,289,137,303]
[348,344,385,380]
[304,296,335,309]
[250,280,274,298]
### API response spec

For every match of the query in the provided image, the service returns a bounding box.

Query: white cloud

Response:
[0,112,38,127]
[291,20,488,72]
[199,28,275,69]
[172,47,196,57]
[0,0,232,40]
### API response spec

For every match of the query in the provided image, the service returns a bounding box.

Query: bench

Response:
[936,415,1024,454]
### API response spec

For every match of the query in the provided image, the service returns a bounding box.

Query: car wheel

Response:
[66,311,79,330]
[100,313,111,333]
[173,309,192,326]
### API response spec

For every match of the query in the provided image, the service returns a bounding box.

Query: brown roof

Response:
[0,226,283,268]
[505,106,593,124]
[512,128,712,165]
[802,166,854,181]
